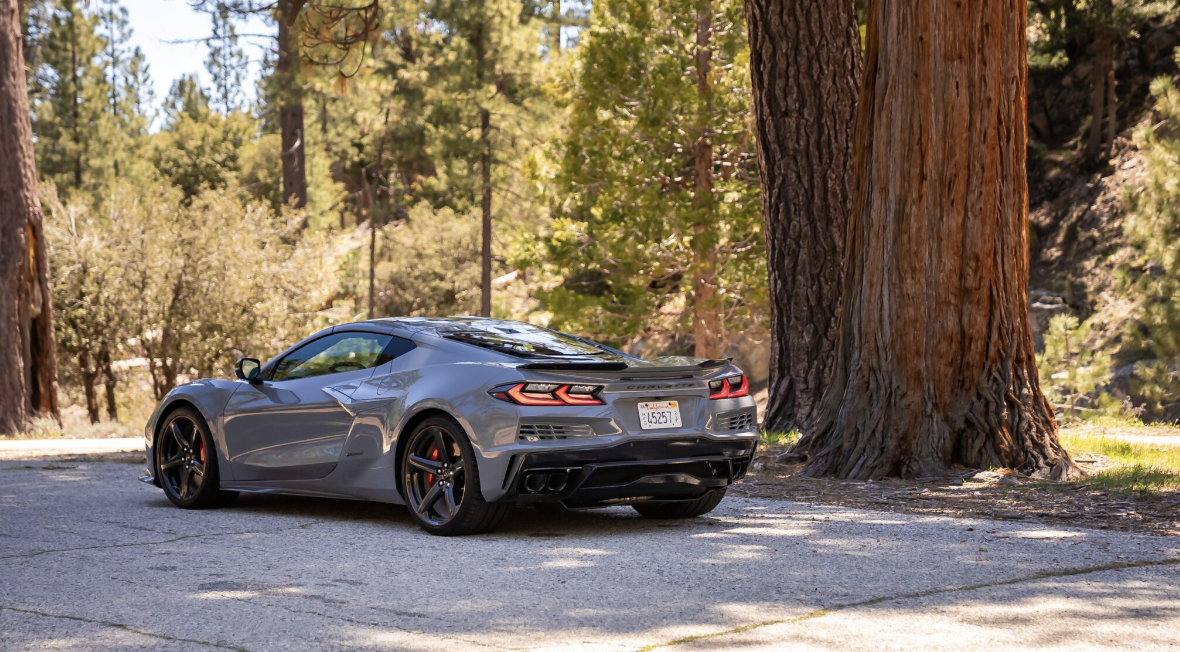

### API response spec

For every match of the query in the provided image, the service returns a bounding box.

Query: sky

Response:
[121,0,268,114]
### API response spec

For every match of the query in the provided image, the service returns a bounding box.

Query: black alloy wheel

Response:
[400,416,509,535]
[156,406,236,509]
[405,424,466,526]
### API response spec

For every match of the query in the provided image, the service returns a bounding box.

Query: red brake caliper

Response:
[197,438,206,464]
[426,447,439,485]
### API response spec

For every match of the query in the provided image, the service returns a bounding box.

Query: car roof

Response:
[357,316,541,336]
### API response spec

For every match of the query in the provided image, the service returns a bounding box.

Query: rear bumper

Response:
[504,436,757,507]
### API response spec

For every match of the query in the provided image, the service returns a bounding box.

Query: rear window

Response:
[446,329,609,357]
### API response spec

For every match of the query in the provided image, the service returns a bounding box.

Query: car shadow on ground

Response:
[146,491,696,536]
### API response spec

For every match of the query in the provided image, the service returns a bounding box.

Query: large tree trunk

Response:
[746,0,862,432]
[277,0,308,210]
[1,0,60,435]
[797,0,1077,480]
[691,2,721,359]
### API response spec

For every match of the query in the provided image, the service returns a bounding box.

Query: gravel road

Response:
[1,446,1178,651]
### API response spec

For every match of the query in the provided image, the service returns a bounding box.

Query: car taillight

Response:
[709,375,749,399]
[492,383,604,406]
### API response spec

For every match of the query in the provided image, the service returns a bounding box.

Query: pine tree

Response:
[28,0,113,196]
[97,0,151,183]
[163,74,213,124]
[1122,51,1180,417]
[419,0,549,317]
[204,2,248,114]
[516,0,762,355]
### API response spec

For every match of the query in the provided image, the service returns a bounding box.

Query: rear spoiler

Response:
[517,362,630,372]
[517,358,731,379]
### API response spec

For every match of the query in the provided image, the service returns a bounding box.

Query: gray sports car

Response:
[142,317,759,535]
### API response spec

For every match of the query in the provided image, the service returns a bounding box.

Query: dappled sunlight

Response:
[6,466,1180,651]
[681,568,1180,651]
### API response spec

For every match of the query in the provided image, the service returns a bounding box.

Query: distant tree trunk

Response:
[550,0,561,54]
[476,22,493,318]
[797,0,1078,480]
[1102,40,1117,155]
[68,5,82,189]
[277,0,308,210]
[1087,20,1114,165]
[746,0,862,433]
[1,0,60,435]
[99,345,117,422]
[480,107,492,318]
[79,347,100,424]
[691,2,721,359]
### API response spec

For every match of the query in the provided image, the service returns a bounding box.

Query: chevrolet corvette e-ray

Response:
[142,317,759,535]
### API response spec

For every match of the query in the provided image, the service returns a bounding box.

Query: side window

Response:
[271,332,393,382]
[373,336,416,367]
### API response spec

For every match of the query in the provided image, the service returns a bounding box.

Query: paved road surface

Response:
[1,455,1178,651]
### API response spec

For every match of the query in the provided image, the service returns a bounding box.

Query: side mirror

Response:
[235,358,262,384]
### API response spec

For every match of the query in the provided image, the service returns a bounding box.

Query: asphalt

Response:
[1,452,1178,651]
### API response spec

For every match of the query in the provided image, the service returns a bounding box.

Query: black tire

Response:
[156,406,238,509]
[400,415,510,536]
[632,487,727,519]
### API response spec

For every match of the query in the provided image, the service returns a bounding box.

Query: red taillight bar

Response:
[709,375,749,400]
[500,383,604,406]
[506,384,565,405]
[555,385,603,405]
[728,375,750,398]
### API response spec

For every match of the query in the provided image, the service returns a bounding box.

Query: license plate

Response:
[638,401,682,430]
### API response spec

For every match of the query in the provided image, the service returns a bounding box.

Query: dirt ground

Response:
[737,443,1180,538]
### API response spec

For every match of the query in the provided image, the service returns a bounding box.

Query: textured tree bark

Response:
[798,0,1077,480]
[746,0,862,432]
[691,2,721,359]
[1,0,60,435]
[277,0,308,210]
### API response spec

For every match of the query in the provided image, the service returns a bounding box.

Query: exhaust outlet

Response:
[523,473,548,493]
[546,472,569,493]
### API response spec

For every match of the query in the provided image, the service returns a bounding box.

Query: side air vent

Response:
[517,423,594,441]
[717,412,755,432]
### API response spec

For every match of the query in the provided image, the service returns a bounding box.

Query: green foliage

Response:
[163,74,213,124]
[1038,314,1116,421]
[372,205,482,317]
[299,0,555,315]
[512,0,763,346]
[151,110,256,201]
[204,2,249,114]
[27,0,153,197]
[1121,50,1180,416]
[759,430,799,447]
[43,183,335,399]
[1027,0,1177,72]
